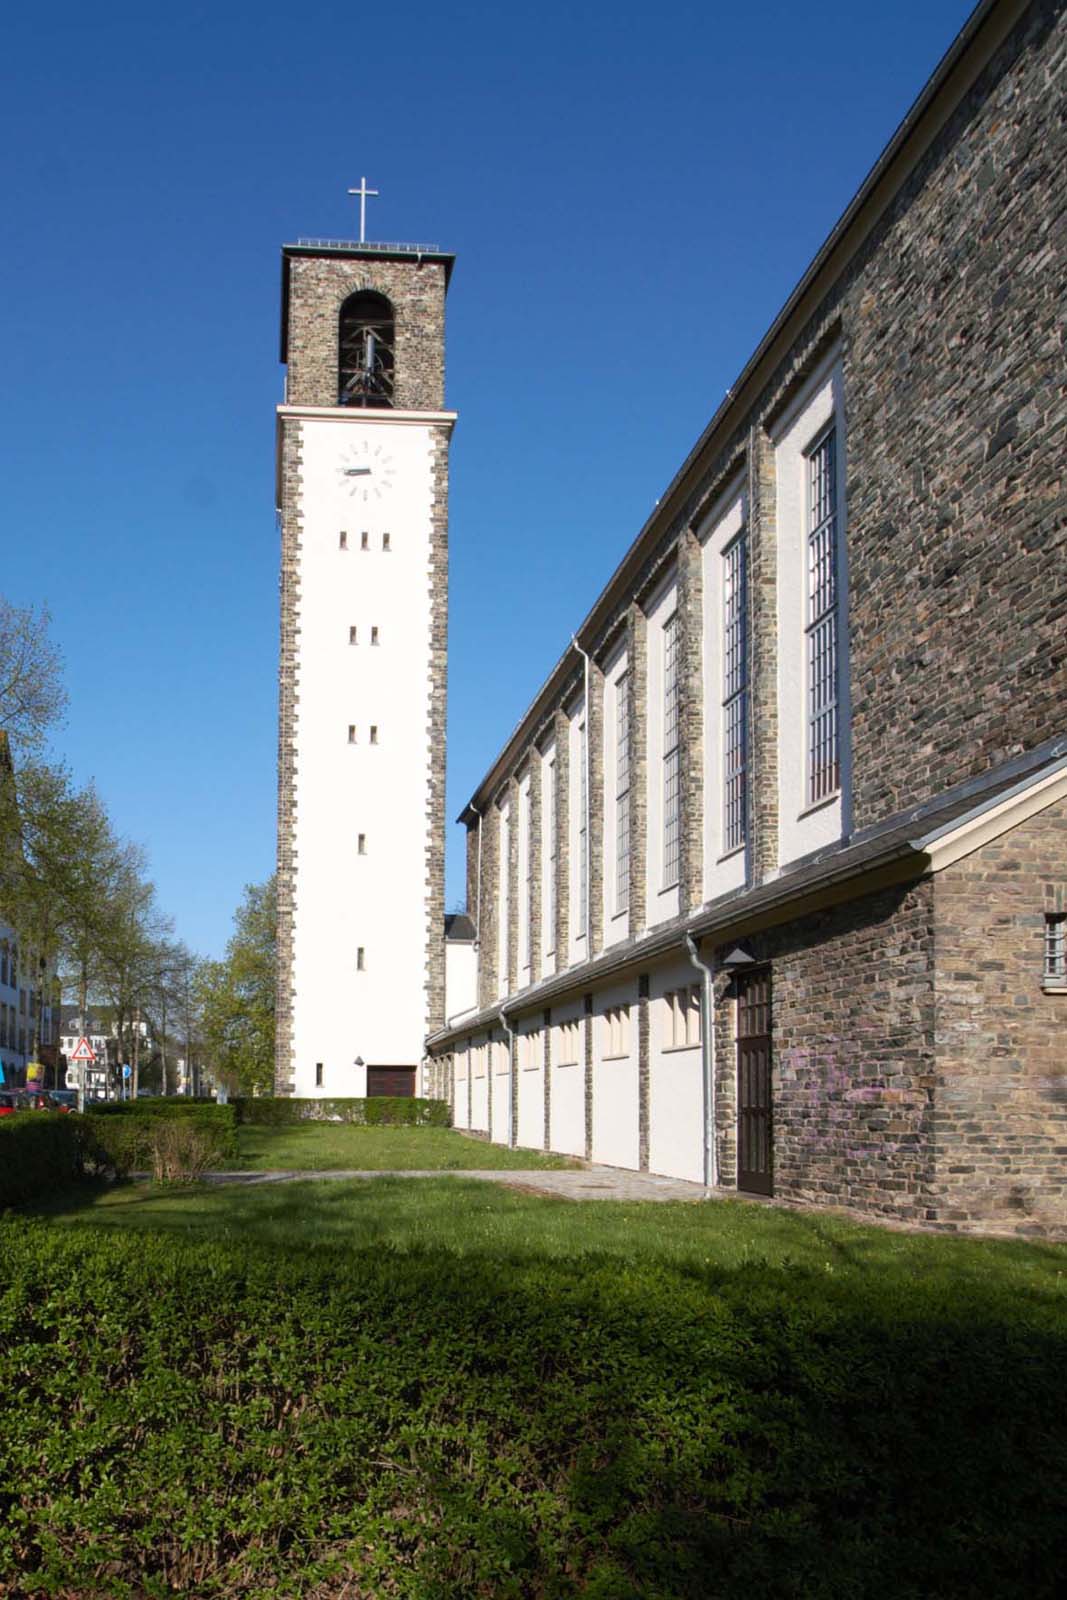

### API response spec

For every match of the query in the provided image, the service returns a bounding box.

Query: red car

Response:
[0,1091,19,1117]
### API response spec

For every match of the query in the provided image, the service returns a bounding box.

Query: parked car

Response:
[0,1091,19,1117]
[47,1090,77,1113]
[16,1091,52,1111]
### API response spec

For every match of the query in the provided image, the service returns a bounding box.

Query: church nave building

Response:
[426,0,1067,1236]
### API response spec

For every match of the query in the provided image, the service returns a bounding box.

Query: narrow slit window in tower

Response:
[349,626,358,645]
[382,532,391,552]
[370,626,379,645]
[339,530,348,550]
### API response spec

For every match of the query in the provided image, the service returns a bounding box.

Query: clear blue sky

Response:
[2,0,976,958]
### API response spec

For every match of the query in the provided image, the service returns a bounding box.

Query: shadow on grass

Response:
[4,1181,1066,1598]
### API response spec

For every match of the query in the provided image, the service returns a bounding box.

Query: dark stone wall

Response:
[285,255,447,412]
[713,882,937,1222]
[274,417,303,1096]
[840,0,1067,824]
[932,797,1067,1235]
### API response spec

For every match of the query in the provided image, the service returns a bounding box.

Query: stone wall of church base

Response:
[930,799,1067,1238]
[719,881,938,1226]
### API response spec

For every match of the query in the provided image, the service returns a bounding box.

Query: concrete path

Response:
[170,1166,712,1202]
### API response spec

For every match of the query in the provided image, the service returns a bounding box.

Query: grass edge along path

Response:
[232,1120,580,1172]
[2,1179,1065,1599]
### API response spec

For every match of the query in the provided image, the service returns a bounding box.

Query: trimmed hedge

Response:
[1,1210,1064,1598]
[0,1114,112,1209]
[86,1097,218,1116]
[85,1103,238,1173]
[234,1095,451,1128]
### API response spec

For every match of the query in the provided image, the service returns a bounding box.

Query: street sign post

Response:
[69,1037,96,1114]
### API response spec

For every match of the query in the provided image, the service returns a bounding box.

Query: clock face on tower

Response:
[337,439,397,502]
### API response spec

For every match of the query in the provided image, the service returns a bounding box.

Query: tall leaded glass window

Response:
[577,722,588,937]
[722,533,748,854]
[662,613,681,887]
[615,673,630,914]
[546,760,557,952]
[806,429,840,805]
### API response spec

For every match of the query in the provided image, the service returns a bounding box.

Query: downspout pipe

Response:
[496,1008,516,1149]
[571,635,592,951]
[685,932,719,1190]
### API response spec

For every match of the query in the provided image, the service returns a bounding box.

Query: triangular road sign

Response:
[69,1037,96,1063]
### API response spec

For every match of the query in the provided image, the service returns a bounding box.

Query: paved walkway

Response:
[179,1166,712,1202]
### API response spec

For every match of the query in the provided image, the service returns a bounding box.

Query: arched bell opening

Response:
[338,291,395,407]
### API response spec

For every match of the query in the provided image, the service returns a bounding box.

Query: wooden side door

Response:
[736,968,773,1196]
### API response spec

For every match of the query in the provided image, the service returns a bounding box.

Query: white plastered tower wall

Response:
[282,410,450,1094]
[275,241,455,1098]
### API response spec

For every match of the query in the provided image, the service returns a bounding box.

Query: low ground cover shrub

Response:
[0,1114,112,1209]
[0,1189,1064,1598]
[85,1103,238,1175]
[234,1095,451,1128]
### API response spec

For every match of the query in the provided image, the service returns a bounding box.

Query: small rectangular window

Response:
[370,626,379,645]
[348,725,357,743]
[349,626,358,645]
[1045,913,1066,988]
[315,1062,323,1088]
[357,947,365,971]
[357,833,366,854]
[665,986,702,1049]
[603,1005,630,1058]
[360,531,369,550]
[382,532,391,551]
[339,531,348,550]
[369,725,378,744]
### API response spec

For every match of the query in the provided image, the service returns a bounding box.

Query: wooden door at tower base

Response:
[736,968,772,1195]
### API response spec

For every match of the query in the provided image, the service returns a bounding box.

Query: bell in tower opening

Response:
[338,291,395,407]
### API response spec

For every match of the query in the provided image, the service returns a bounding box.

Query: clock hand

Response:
[344,467,372,476]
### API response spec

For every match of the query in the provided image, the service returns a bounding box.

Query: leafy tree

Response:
[0,597,67,755]
[196,877,276,1096]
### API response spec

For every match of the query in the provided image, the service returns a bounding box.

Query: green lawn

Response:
[232,1119,578,1171]
[4,1177,1065,1598]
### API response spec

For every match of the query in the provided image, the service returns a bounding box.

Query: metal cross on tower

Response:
[347,177,379,244]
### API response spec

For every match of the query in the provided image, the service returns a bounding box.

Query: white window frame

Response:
[663,985,701,1050]
[615,670,631,915]
[662,612,681,890]
[805,424,840,808]
[602,1003,631,1060]
[772,351,849,867]
[721,531,748,857]
[544,751,557,960]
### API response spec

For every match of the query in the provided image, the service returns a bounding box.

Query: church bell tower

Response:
[275,201,455,1097]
